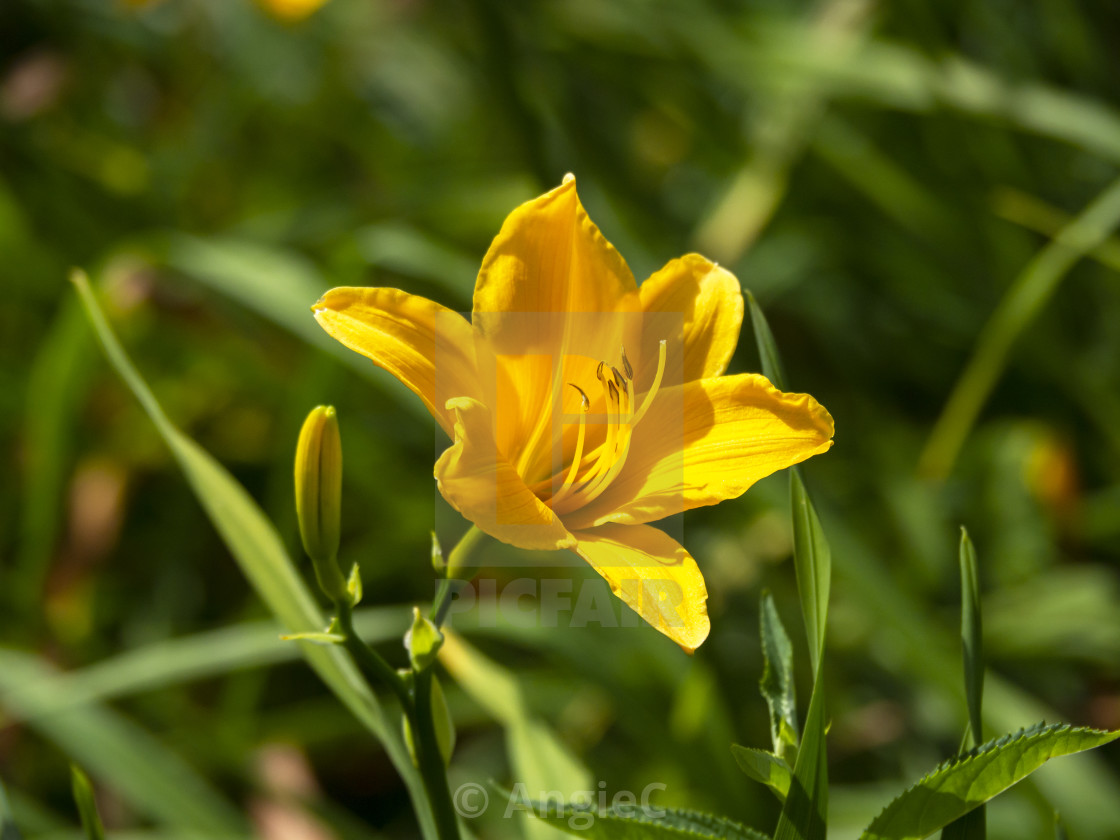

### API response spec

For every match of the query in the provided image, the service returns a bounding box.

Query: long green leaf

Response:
[160,235,426,421]
[503,789,770,840]
[941,529,986,840]
[958,528,984,746]
[860,723,1120,840]
[17,298,95,613]
[439,632,590,840]
[773,666,827,840]
[71,271,437,840]
[758,591,797,758]
[790,471,830,677]
[0,651,243,835]
[731,746,792,803]
[70,767,105,840]
[744,291,787,391]
[920,175,1120,479]
[0,608,407,725]
[0,774,22,840]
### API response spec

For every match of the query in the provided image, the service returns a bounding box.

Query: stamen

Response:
[629,340,666,427]
[621,347,633,381]
[548,383,591,506]
[611,366,625,392]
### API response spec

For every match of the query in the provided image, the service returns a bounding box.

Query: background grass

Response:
[2,0,1119,838]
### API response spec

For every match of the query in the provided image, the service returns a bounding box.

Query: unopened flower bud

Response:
[404,606,444,671]
[295,405,347,601]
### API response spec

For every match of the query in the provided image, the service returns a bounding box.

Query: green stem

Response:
[432,526,487,628]
[411,669,461,840]
[334,599,461,839]
[334,599,410,709]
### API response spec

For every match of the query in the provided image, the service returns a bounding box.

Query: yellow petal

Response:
[435,397,577,552]
[472,177,642,481]
[313,287,480,437]
[564,374,834,529]
[638,254,743,384]
[572,524,710,653]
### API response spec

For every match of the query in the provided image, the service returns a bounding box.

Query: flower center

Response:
[538,340,667,513]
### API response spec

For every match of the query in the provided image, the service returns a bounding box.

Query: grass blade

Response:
[0,609,407,725]
[0,774,23,840]
[959,528,983,746]
[70,767,105,840]
[920,175,1120,479]
[0,651,243,834]
[439,632,590,840]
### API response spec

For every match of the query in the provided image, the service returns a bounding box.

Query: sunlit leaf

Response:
[758,591,798,758]
[501,786,771,840]
[731,745,792,803]
[861,723,1120,840]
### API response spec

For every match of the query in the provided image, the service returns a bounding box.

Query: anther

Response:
[568,382,590,411]
[596,361,605,382]
[621,347,633,381]
[611,366,625,391]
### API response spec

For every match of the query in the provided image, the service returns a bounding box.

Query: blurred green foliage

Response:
[2,0,1120,838]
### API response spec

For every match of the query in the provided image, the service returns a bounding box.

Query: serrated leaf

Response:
[773,665,828,840]
[70,767,105,840]
[731,745,791,802]
[501,787,770,840]
[759,591,798,758]
[861,723,1120,840]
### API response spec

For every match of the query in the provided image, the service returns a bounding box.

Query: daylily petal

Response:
[472,176,643,481]
[638,254,744,385]
[572,524,710,653]
[313,287,481,437]
[472,176,640,349]
[436,396,577,552]
[564,374,834,529]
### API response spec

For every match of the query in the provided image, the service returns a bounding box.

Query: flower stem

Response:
[411,668,461,840]
[334,599,410,708]
[333,599,461,839]
[432,526,487,628]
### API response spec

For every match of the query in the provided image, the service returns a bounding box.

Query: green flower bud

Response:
[294,405,347,601]
[405,606,444,671]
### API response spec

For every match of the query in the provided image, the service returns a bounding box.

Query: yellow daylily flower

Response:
[313,176,834,652]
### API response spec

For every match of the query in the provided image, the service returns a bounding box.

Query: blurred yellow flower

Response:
[257,0,331,21]
[314,176,833,652]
